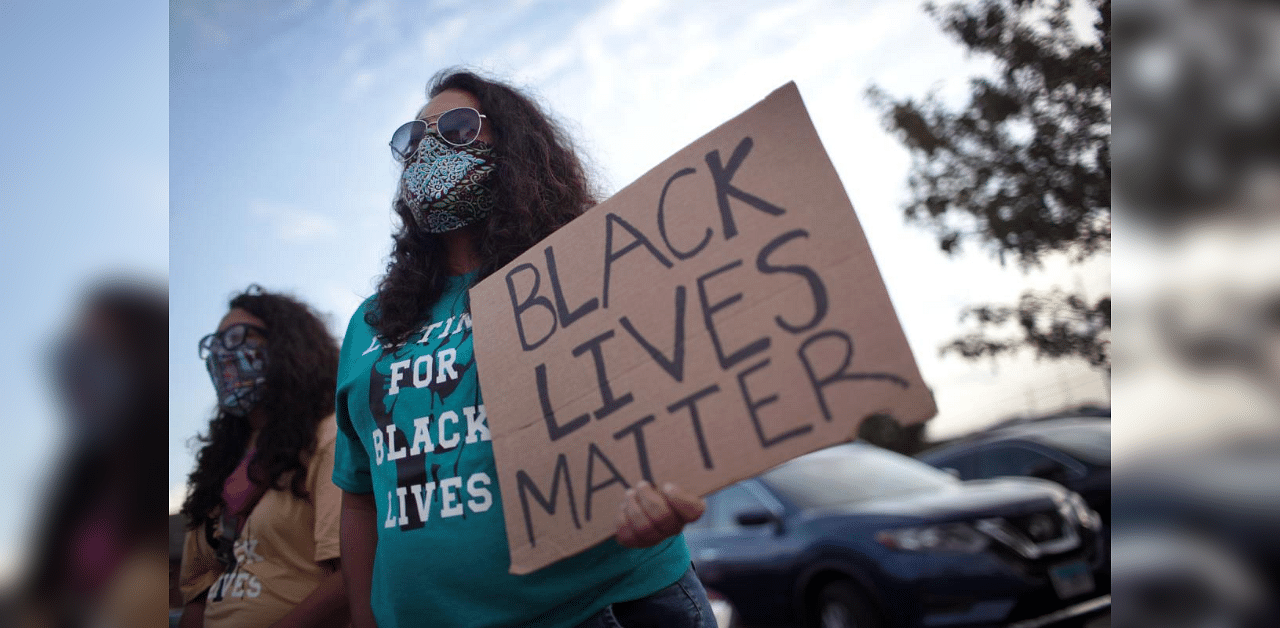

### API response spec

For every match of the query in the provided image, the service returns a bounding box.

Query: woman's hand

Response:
[614,481,706,548]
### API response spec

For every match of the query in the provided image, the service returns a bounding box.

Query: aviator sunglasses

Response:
[390,106,488,160]
[198,323,268,360]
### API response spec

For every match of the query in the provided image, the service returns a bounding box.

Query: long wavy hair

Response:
[181,286,338,530]
[367,69,599,345]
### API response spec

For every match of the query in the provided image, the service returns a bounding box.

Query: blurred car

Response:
[684,442,1108,628]
[704,586,742,628]
[916,417,1111,524]
[1111,436,1280,628]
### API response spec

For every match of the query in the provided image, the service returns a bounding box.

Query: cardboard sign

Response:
[469,82,937,574]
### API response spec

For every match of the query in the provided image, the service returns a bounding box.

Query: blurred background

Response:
[0,0,169,625]
[1109,0,1280,626]
[2,0,1279,625]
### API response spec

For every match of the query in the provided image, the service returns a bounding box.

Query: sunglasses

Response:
[198,323,268,360]
[390,106,488,160]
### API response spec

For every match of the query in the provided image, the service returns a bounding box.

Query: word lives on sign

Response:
[470,82,937,574]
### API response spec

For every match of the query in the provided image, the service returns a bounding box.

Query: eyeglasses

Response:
[198,323,268,360]
[390,106,488,160]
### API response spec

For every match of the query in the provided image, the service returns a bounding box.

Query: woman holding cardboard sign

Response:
[333,69,715,628]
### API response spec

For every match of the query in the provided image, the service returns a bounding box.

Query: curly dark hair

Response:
[181,285,339,530]
[367,68,599,345]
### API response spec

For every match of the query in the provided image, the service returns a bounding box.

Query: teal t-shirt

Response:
[332,272,691,628]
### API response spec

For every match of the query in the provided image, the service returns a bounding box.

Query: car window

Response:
[703,484,770,531]
[977,445,1058,477]
[763,443,956,509]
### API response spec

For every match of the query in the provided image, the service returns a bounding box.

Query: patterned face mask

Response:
[399,132,498,233]
[206,338,269,417]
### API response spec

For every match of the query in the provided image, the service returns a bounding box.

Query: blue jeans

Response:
[573,565,718,628]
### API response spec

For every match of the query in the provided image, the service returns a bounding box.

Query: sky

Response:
[165,0,1110,515]
[0,0,168,582]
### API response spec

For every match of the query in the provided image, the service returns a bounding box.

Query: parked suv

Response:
[685,442,1109,628]
[917,417,1111,524]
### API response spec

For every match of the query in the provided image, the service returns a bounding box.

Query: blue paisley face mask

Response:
[399,132,498,233]
[206,338,269,417]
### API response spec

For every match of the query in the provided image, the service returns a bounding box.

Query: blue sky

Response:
[0,0,168,580]
[166,0,1110,516]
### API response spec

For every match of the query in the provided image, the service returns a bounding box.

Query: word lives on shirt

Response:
[209,535,264,601]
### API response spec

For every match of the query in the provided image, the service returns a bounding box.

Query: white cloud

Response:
[250,199,340,243]
[344,70,377,101]
[423,16,468,59]
[349,0,393,29]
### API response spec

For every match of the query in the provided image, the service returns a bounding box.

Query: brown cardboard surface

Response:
[469,82,938,574]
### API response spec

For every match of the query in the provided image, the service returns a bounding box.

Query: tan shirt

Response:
[180,418,342,627]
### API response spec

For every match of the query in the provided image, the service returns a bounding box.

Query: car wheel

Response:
[813,581,881,628]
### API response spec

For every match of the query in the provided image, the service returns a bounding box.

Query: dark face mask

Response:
[398,133,498,233]
[206,338,269,417]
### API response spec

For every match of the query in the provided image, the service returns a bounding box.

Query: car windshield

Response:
[762,443,957,509]
[1031,421,1110,464]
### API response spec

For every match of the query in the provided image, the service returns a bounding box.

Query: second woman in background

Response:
[179,286,349,628]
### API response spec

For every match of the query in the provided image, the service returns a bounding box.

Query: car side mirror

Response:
[736,509,778,527]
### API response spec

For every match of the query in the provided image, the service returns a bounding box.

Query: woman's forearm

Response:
[341,491,379,628]
[269,562,348,628]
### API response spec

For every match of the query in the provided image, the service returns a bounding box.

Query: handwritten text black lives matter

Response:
[499,135,911,549]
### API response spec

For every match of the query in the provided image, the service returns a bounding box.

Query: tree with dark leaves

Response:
[868,0,1111,372]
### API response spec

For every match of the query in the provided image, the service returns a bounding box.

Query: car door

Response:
[685,481,793,624]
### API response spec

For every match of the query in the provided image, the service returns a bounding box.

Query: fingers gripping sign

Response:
[615,481,707,548]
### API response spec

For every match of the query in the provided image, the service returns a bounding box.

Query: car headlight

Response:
[1056,492,1102,531]
[875,522,990,552]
